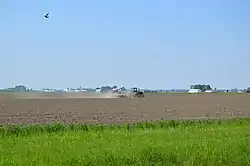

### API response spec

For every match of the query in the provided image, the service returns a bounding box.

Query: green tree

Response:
[14,85,27,92]
[246,87,250,93]
[190,84,212,92]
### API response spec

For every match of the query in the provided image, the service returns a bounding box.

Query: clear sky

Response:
[0,0,249,89]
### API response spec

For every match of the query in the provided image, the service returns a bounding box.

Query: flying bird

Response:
[44,12,49,19]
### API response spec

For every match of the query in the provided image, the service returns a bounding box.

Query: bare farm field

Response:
[1,92,250,165]
[0,92,250,125]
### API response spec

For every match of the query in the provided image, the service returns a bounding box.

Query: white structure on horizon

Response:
[188,89,201,94]
[205,89,217,93]
[96,88,101,93]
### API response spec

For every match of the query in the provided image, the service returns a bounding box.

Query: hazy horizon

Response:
[1,0,249,90]
[0,84,247,91]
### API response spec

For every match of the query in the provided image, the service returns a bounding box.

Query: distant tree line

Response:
[246,87,250,93]
[0,85,34,92]
[1,84,249,93]
[190,84,212,92]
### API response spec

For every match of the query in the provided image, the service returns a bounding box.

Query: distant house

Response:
[63,88,70,92]
[188,89,201,94]
[95,88,101,93]
[95,86,112,93]
[42,88,56,92]
[205,89,216,93]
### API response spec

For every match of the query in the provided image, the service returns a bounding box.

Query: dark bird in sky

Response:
[44,13,49,19]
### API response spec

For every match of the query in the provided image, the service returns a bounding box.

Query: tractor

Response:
[130,87,144,98]
[113,87,145,98]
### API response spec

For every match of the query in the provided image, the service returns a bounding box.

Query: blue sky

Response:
[0,0,249,89]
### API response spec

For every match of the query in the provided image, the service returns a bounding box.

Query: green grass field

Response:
[0,118,250,166]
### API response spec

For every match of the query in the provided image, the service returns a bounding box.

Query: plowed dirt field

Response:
[0,92,250,125]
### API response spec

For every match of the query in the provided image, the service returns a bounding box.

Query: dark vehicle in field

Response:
[113,87,145,98]
[131,87,144,98]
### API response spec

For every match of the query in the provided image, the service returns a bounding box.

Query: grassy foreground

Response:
[0,118,250,166]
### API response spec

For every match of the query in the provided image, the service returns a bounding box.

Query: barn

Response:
[188,89,201,94]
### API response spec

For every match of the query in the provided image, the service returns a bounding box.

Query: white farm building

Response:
[188,89,201,94]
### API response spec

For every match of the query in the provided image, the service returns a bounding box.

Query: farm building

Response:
[205,89,217,93]
[188,89,201,93]
[95,86,112,93]
[95,88,101,93]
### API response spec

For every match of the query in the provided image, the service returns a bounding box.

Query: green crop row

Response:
[0,117,249,136]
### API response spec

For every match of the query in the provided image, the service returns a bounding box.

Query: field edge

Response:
[1,117,249,136]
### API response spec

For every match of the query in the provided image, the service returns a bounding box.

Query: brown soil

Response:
[0,92,250,125]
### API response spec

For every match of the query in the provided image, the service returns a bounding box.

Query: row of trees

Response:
[190,84,213,92]
[1,84,249,93]
[191,84,250,93]
[0,85,34,92]
[247,87,250,93]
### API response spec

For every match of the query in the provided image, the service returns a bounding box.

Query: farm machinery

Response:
[113,87,145,98]
[130,87,144,98]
